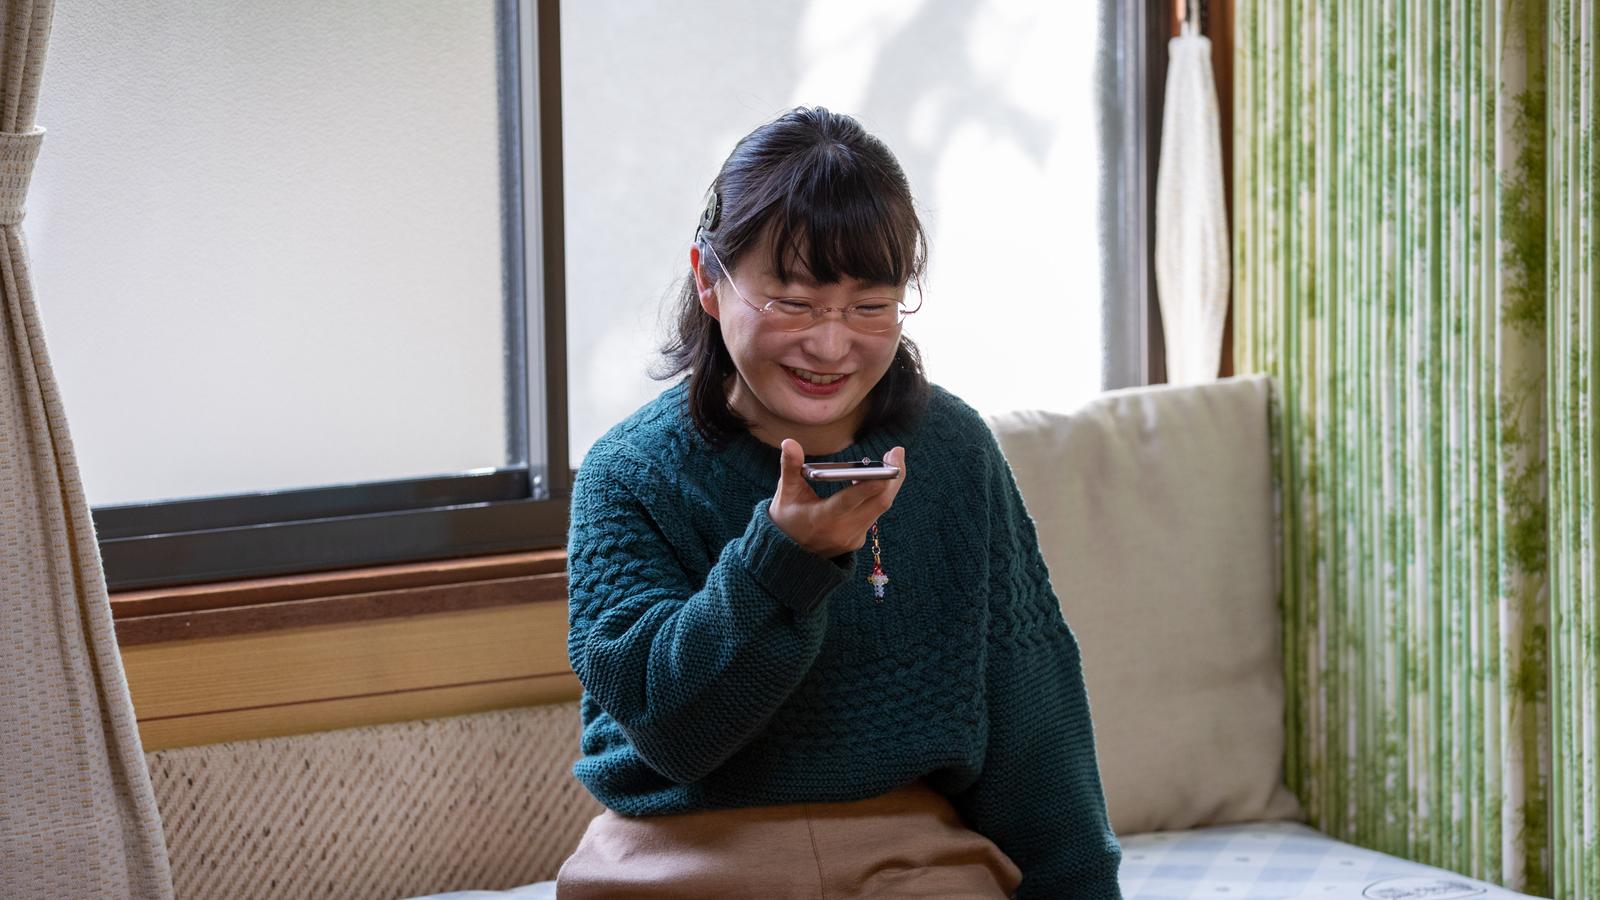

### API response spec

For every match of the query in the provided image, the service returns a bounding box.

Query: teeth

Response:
[787,367,845,385]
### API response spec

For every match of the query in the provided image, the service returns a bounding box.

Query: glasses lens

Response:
[767,301,815,331]
[845,303,902,333]
[848,283,920,333]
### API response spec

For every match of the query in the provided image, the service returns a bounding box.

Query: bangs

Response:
[759,151,926,289]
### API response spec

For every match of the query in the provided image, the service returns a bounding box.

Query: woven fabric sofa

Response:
[145,377,1539,899]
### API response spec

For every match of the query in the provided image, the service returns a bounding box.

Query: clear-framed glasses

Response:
[702,240,922,335]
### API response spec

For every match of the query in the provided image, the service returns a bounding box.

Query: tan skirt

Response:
[555,780,1023,899]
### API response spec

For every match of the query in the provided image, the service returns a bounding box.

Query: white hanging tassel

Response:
[1155,20,1230,385]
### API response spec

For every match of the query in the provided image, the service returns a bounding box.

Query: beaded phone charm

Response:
[867,522,889,600]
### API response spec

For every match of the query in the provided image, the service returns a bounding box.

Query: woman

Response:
[557,107,1122,899]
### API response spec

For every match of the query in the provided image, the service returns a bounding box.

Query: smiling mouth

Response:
[784,366,847,385]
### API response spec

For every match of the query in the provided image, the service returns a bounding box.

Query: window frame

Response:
[95,0,570,593]
[1103,0,1154,391]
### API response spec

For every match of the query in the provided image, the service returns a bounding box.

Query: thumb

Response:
[775,438,811,501]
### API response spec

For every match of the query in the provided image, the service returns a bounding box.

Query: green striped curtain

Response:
[1234,1,1595,898]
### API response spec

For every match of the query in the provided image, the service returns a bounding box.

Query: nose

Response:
[800,314,853,362]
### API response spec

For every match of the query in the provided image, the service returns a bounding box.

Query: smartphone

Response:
[801,460,901,482]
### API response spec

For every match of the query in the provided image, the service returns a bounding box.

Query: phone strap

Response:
[867,522,889,600]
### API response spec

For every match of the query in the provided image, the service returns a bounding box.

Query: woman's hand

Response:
[768,439,908,558]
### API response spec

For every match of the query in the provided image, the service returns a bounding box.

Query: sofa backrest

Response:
[986,374,1304,835]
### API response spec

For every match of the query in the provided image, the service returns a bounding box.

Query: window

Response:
[31,0,1148,592]
[35,0,566,590]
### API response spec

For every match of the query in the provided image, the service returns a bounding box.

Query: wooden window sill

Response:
[111,549,569,644]
[112,550,582,751]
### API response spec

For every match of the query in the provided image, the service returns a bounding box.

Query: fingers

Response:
[824,446,908,522]
[854,446,908,505]
[884,446,907,491]
[881,445,907,506]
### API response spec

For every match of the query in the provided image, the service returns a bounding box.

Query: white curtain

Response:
[0,0,174,895]
[1154,19,1230,385]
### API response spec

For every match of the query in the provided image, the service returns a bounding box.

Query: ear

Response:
[689,243,720,320]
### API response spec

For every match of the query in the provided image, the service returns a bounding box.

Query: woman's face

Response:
[692,235,905,454]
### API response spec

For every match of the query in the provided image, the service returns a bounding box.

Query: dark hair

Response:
[655,106,932,447]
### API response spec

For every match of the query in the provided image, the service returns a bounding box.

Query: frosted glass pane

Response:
[29,0,510,508]
[563,0,1117,464]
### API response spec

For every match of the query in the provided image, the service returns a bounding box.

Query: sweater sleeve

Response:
[947,437,1123,900]
[565,442,850,785]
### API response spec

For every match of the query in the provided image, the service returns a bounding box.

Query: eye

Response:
[850,302,895,317]
[772,299,814,315]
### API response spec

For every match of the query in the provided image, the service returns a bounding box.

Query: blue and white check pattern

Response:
[413,821,1543,900]
[1118,820,1542,899]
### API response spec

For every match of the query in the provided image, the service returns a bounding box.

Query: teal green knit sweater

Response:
[566,381,1122,899]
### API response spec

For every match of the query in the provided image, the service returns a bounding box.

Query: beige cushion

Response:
[986,375,1304,836]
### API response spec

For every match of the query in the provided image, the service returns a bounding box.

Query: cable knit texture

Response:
[566,380,1123,899]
